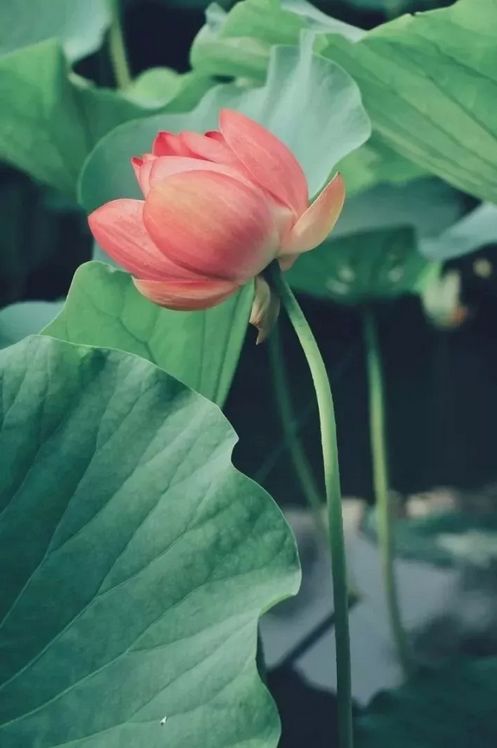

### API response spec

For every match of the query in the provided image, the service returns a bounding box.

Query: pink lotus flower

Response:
[88,109,345,311]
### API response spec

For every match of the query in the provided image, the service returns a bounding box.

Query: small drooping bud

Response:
[250,276,280,344]
[421,267,469,329]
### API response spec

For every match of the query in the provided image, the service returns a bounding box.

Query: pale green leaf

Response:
[324,0,497,203]
[190,0,424,193]
[190,0,362,80]
[0,0,110,62]
[0,334,300,747]
[197,0,497,199]
[190,3,273,80]
[80,39,370,209]
[0,41,150,194]
[43,262,253,406]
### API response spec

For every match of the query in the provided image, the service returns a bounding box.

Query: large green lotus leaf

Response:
[0,301,63,349]
[0,41,208,195]
[420,203,497,261]
[0,0,110,61]
[323,0,497,203]
[0,334,300,747]
[287,178,466,303]
[357,658,497,747]
[190,0,362,81]
[80,39,370,210]
[44,261,253,406]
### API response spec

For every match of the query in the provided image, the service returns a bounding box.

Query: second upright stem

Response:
[362,306,411,677]
[268,327,328,541]
[108,0,132,89]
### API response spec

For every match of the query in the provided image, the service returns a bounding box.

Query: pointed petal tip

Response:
[249,277,280,344]
[219,108,308,215]
[281,172,346,257]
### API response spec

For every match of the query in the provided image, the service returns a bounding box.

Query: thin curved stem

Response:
[108,0,132,89]
[362,306,411,678]
[268,327,327,542]
[268,263,353,748]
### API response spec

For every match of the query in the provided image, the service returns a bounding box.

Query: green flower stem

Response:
[362,306,411,678]
[268,263,353,748]
[108,0,132,89]
[268,327,328,542]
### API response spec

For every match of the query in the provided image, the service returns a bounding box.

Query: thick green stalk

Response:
[108,0,132,89]
[362,306,411,677]
[268,327,327,541]
[268,264,353,748]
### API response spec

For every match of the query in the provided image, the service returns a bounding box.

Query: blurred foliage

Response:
[0,0,110,62]
[289,226,428,304]
[357,658,497,747]
[365,509,497,568]
[421,204,497,262]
